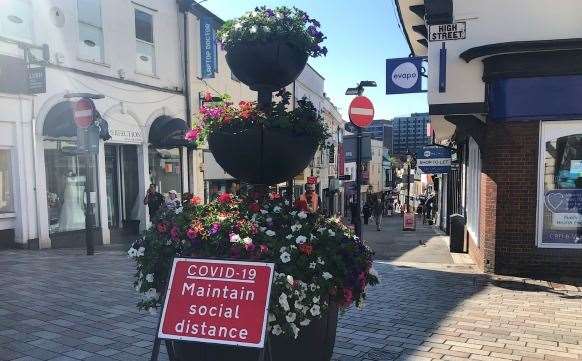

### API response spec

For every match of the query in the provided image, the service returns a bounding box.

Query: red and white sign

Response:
[403,212,416,231]
[348,96,374,128]
[158,258,274,348]
[73,98,95,128]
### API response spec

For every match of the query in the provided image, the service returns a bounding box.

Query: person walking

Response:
[143,183,164,221]
[373,196,385,231]
[165,190,181,210]
[362,201,371,225]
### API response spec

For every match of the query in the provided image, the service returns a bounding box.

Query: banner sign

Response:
[200,17,217,79]
[343,135,372,162]
[416,146,452,174]
[158,258,274,348]
[386,57,424,94]
[429,22,467,42]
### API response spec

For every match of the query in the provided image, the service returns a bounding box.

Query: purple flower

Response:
[265,9,275,17]
[310,19,321,28]
[210,223,221,235]
[308,26,318,37]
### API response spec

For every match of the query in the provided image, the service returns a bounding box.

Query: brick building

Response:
[395,0,582,277]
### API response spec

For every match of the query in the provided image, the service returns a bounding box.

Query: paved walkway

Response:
[1,233,581,360]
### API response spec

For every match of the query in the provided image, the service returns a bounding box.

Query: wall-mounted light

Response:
[84,39,96,47]
[7,15,23,24]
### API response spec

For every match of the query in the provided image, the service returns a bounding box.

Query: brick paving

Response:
[1,235,581,360]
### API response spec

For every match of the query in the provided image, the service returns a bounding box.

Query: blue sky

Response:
[202,0,428,121]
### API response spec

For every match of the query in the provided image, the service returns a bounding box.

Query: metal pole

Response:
[84,149,95,255]
[407,163,411,213]
[355,126,363,240]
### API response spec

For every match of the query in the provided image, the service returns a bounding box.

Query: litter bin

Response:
[449,214,465,253]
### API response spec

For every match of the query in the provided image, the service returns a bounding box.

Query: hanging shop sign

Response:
[429,22,467,42]
[200,17,218,79]
[386,57,424,94]
[343,135,372,162]
[27,66,46,94]
[157,258,274,348]
[416,146,451,174]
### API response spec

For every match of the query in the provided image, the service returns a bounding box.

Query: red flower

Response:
[239,101,254,119]
[170,226,180,240]
[298,244,313,255]
[218,193,232,203]
[342,288,353,305]
[269,192,282,200]
[186,227,198,239]
[204,92,213,101]
[259,244,269,254]
[248,202,261,213]
[156,223,168,233]
[190,195,202,205]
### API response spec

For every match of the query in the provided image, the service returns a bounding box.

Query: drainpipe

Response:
[180,1,194,193]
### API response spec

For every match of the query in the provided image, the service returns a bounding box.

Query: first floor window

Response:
[466,137,481,244]
[44,139,99,234]
[537,121,582,248]
[77,0,104,63]
[135,8,155,75]
[0,150,14,214]
[1,0,33,43]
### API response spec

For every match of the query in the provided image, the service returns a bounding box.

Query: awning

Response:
[43,101,76,138]
[148,115,193,149]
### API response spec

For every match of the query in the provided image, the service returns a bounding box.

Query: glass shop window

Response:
[148,147,182,199]
[0,150,14,214]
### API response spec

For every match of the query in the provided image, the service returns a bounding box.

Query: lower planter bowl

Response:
[171,302,338,361]
[208,126,319,185]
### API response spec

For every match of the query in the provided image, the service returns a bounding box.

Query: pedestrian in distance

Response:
[362,201,371,225]
[165,190,181,210]
[143,183,164,221]
[373,195,384,231]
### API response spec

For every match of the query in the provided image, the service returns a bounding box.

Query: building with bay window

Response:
[395,0,582,277]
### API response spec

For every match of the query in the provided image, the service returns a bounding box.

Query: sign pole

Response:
[355,126,363,240]
[84,150,95,256]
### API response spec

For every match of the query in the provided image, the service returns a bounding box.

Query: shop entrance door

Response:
[105,144,140,242]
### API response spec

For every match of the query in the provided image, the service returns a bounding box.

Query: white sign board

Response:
[429,22,466,42]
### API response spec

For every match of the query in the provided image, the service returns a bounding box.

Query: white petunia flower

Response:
[295,235,307,244]
[266,230,276,237]
[317,257,325,265]
[298,211,307,219]
[294,300,303,309]
[300,319,311,326]
[290,323,300,339]
[290,245,297,250]
[242,237,253,245]
[278,293,290,311]
[272,324,283,335]
[284,200,290,205]
[290,223,302,232]
[322,272,333,280]
[286,275,294,285]
[290,211,297,216]
[234,22,242,30]
[328,230,336,237]
[137,247,145,257]
[260,227,267,232]
[280,246,288,253]
[317,227,326,234]
[273,206,282,213]
[309,283,317,291]
[266,217,273,223]
[230,234,241,243]
[310,304,321,316]
[145,274,154,283]
[309,262,316,269]
[313,296,320,304]
[280,252,291,264]
[174,207,183,214]
[286,312,297,323]
[268,313,276,323]
[260,209,268,215]
[127,248,137,258]
[310,234,316,241]
[286,234,293,240]
[263,26,270,32]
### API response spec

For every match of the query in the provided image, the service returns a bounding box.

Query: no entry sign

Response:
[349,96,374,128]
[74,98,95,129]
[158,258,274,348]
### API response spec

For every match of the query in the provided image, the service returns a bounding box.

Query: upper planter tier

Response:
[226,40,308,94]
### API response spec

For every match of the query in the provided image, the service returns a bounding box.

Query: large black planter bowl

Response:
[226,40,309,94]
[208,126,318,185]
[170,302,338,361]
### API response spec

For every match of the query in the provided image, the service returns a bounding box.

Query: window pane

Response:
[78,23,104,62]
[136,41,155,74]
[148,147,182,199]
[541,134,582,245]
[1,0,33,42]
[135,9,153,43]
[77,0,101,27]
[0,150,14,214]
[44,140,99,234]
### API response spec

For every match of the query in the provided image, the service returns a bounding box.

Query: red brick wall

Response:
[480,121,582,277]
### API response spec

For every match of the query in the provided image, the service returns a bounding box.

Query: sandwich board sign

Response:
[152,258,274,360]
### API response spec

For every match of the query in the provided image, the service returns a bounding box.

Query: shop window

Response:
[466,137,481,244]
[0,0,33,43]
[43,140,99,234]
[135,8,156,75]
[0,150,14,214]
[77,0,104,63]
[537,121,582,248]
[148,147,182,199]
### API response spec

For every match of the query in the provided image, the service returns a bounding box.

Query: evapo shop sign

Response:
[416,146,452,174]
[386,57,424,94]
[158,258,274,348]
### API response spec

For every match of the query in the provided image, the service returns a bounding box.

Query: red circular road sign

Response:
[73,98,95,128]
[349,96,375,128]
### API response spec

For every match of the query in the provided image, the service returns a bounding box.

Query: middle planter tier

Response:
[208,126,318,185]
